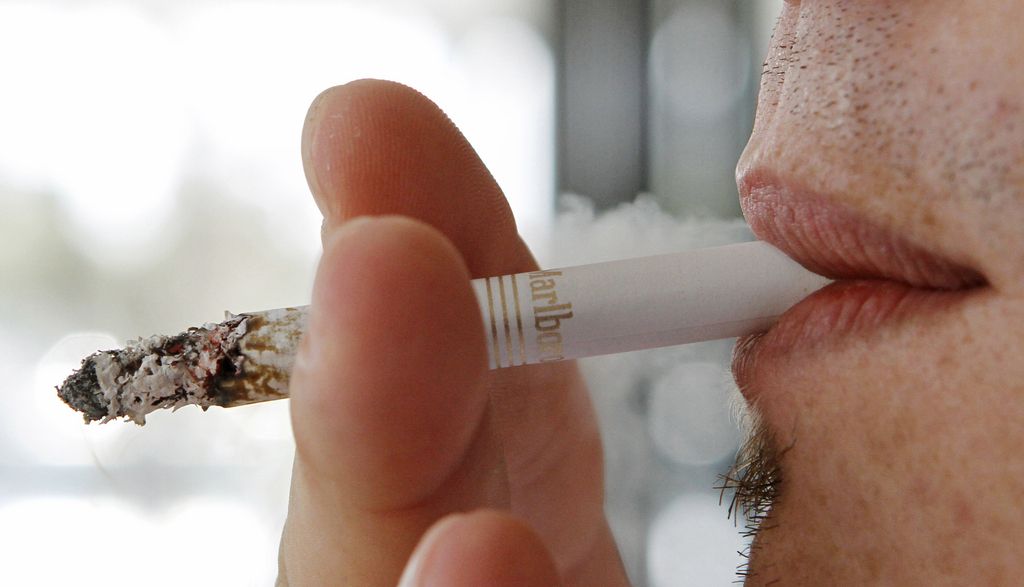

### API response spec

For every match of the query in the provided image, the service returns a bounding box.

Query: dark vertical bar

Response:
[558,0,649,209]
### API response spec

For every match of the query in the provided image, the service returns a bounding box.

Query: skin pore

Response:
[278,1,1023,585]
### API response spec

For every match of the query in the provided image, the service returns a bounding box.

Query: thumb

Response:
[398,510,562,587]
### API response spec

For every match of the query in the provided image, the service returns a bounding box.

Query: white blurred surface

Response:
[648,362,742,468]
[0,496,276,585]
[647,494,747,586]
[0,1,554,585]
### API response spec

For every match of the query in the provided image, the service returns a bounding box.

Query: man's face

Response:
[733,1,1024,584]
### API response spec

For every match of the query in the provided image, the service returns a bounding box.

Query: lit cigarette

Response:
[58,241,829,424]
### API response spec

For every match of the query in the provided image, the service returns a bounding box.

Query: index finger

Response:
[301,79,538,278]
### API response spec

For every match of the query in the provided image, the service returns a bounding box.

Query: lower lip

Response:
[734,279,977,388]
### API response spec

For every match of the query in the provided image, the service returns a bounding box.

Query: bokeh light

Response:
[648,362,742,468]
[647,494,747,586]
[649,3,750,122]
[19,333,123,466]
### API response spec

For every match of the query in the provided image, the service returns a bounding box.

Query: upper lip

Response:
[738,170,987,291]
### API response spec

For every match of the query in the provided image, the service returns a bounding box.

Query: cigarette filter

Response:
[58,241,829,424]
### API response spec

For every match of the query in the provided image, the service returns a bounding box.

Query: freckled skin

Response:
[737,1,1024,585]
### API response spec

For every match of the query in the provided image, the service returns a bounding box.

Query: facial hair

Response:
[719,386,790,582]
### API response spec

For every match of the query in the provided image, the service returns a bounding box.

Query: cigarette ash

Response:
[57,315,250,425]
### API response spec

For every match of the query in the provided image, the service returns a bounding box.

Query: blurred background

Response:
[0,0,783,584]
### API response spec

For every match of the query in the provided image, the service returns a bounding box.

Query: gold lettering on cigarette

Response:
[498,275,515,367]
[510,275,526,365]
[528,270,574,363]
[484,277,501,368]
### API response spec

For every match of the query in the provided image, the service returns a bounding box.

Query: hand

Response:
[276,80,630,587]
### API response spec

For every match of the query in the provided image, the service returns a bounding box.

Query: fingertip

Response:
[308,215,487,379]
[300,79,440,220]
[290,215,490,506]
[399,511,561,587]
[301,80,394,204]
[300,84,336,207]
[297,80,530,278]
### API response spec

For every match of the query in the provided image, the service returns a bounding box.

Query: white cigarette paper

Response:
[472,241,831,369]
[59,241,830,423]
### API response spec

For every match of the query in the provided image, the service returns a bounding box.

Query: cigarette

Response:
[57,241,829,424]
[476,240,830,368]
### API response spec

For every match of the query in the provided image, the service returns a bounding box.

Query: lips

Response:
[733,169,988,392]
[740,171,985,290]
